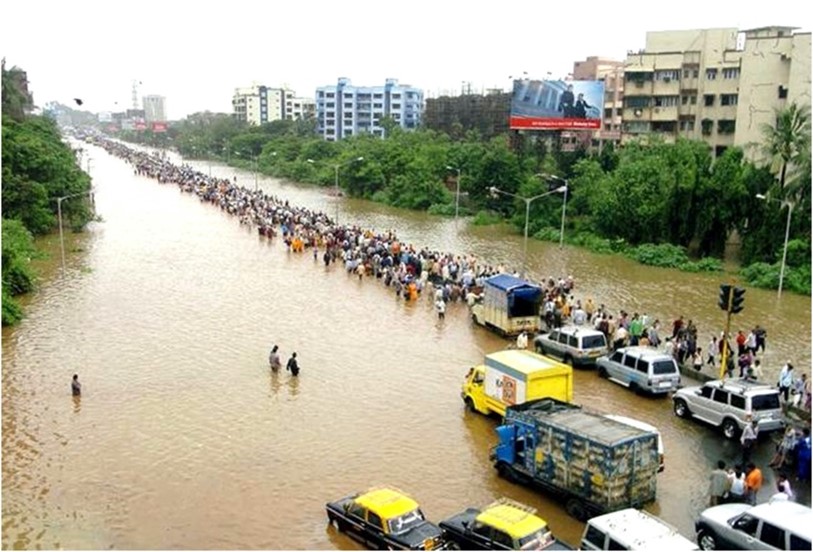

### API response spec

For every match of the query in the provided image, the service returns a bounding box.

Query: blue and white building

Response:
[315,78,423,140]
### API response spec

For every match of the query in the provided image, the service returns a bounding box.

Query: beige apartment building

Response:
[232,84,315,125]
[622,26,811,158]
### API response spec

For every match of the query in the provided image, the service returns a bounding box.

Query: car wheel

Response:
[465,397,475,412]
[565,498,586,521]
[673,398,690,418]
[598,366,609,378]
[722,419,739,440]
[535,343,544,354]
[697,529,717,551]
[563,354,573,366]
[629,382,639,394]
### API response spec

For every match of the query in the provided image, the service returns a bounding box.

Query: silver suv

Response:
[595,346,680,395]
[533,326,608,367]
[695,501,812,550]
[672,379,783,440]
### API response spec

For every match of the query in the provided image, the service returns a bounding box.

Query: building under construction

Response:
[423,89,511,140]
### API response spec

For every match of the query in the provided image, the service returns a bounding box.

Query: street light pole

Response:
[489,185,567,280]
[446,165,462,220]
[333,164,340,222]
[757,193,794,298]
[56,190,95,277]
[537,173,569,248]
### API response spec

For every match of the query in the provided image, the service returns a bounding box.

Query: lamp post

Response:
[537,173,569,248]
[489,184,567,280]
[756,193,794,298]
[446,165,462,220]
[308,156,364,224]
[56,190,95,277]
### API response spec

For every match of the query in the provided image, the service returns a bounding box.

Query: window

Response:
[713,390,730,404]
[778,85,788,99]
[733,514,759,537]
[730,394,746,410]
[704,95,715,106]
[706,68,718,80]
[693,69,699,78]
[326,92,335,98]
[624,355,638,369]
[583,527,606,549]
[718,120,736,134]
[558,333,569,345]
[653,360,677,375]
[625,96,650,108]
[610,351,624,363]
[608,538,626,551]
[367,511,382,529]
[348,503,366,519]
[680,120,695,131]
[392,93,401,99]
[681,95,689,105]
[752,393,780,411]
[683,70,691,79]
[344,102,353,108]
[549,331,559,342]
[654,96,678,107]
[472,521,491,538]
[392,103,401,110]
[637,360,650,374]
[492,530,513,548]
[721,94,738,106]
[655,70,679,81]
[790,535,812,550]
[723,67,740,79]
[700,386,714,399]
[568,335,578,348]
[690,95,697,105]
[759,522,785,549]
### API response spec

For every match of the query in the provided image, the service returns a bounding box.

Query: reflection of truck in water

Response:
[470,275,542,337]
[491,398,659,522]
[462,350,573,418]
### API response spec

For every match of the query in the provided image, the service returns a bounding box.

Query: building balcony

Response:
[651,105,678,121]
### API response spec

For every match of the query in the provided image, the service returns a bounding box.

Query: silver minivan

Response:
[596,346,680,396]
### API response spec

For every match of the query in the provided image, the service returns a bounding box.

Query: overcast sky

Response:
[1,0,808,120]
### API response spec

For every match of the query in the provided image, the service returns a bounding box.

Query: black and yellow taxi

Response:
[326,486,447,550]
[439,499,573,550]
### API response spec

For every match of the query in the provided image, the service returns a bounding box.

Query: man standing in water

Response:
[286,352,300,376]
[71,374,81,396]
[269,345,282,371]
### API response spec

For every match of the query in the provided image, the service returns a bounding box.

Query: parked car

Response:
[672,378,784,440]
[325,486,447,550]
[694,500,812,550]
[595,346,681,395]
[580,508,698,550]
[533,326,608,367]
[439,498,573,550]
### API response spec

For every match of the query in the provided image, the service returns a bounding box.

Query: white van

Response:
[603,415,665,472]
[581,508,698,550]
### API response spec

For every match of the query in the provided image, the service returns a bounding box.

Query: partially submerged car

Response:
[326,486,446,550]
[439,498,573,550]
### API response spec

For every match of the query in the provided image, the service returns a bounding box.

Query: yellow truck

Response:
[462,350,573,418]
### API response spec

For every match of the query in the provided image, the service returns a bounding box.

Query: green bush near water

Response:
[739,262,811,295]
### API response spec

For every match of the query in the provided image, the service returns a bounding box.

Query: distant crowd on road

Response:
[91,137,807,410]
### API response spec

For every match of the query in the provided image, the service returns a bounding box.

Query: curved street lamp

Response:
[537,173,569,248]
[489,184,567,280]
[307,156,364,224]
[55,189,95,277]
[756,193,794,298]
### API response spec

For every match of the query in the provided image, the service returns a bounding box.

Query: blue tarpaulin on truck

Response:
[487,274,542,306]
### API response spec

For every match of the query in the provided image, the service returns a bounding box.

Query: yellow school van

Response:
[462,350,573,418]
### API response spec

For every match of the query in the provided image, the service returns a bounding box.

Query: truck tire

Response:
[496,462,517,483]
[697,529,717,550]
[673,398,690,418]
[721,418,739,440]
[565,498,587,521]
[465,397,475,412]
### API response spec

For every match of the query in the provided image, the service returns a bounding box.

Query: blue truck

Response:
[491,398,659,521]
[469,274,543,337]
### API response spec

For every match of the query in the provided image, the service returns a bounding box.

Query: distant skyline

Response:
[1,0,808,120]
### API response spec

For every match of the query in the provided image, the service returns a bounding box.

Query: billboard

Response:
[152,121,167,133]
[510,78,604,130]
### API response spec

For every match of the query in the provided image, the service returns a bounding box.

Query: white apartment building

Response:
[232,85,315,125]
[315,78,423,140]
[142,95,167,122]
[622,26,811,158]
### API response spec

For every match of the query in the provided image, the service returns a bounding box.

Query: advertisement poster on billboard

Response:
[152,122,167,133]
[510,78,604,130]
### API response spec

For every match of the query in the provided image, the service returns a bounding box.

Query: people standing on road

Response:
[707,335,717,367]
[740,417,758,464]
[435,298,446,321]
[286,352,300,376]
[709,460,730,506]
[671,315,684,340]
[746,359,763,381]
[770,426,799,469]
[791,373,806,408]
[692,348,704,371]
[776,472,794,501]
[778,362,794,403]
[516,331,528,350]
[796,428,811,483]
[745,463,763,505]
[269,345,282,371]
[71,374,81,396]
[754,325,767,353]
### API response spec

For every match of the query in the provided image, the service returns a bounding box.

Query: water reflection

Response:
[72,395,81,414]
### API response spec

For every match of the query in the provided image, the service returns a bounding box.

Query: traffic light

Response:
[718,284,732,311]
[730,287,746,314]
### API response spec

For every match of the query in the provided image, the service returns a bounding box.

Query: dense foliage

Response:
[2,64,94,325]
[118,101,811,294]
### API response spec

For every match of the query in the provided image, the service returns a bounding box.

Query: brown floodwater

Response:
[2,142,809,549]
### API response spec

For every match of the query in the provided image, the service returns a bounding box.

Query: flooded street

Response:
[2,143,810,549]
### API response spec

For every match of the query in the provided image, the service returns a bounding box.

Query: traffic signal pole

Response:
[717,284,745,380]
[719,289,734,380]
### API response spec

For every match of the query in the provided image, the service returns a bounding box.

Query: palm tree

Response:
[759,102,811,196]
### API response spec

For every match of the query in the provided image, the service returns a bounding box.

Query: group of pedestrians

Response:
[709,460,765,506]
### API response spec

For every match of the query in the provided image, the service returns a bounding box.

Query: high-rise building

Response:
[423,89,510,140]
[315,78,423,140]
[232,85,315,125]
[622,27,811,158]
[142,95,167,122]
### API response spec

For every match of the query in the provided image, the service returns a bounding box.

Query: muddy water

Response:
[2,143,809,549]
